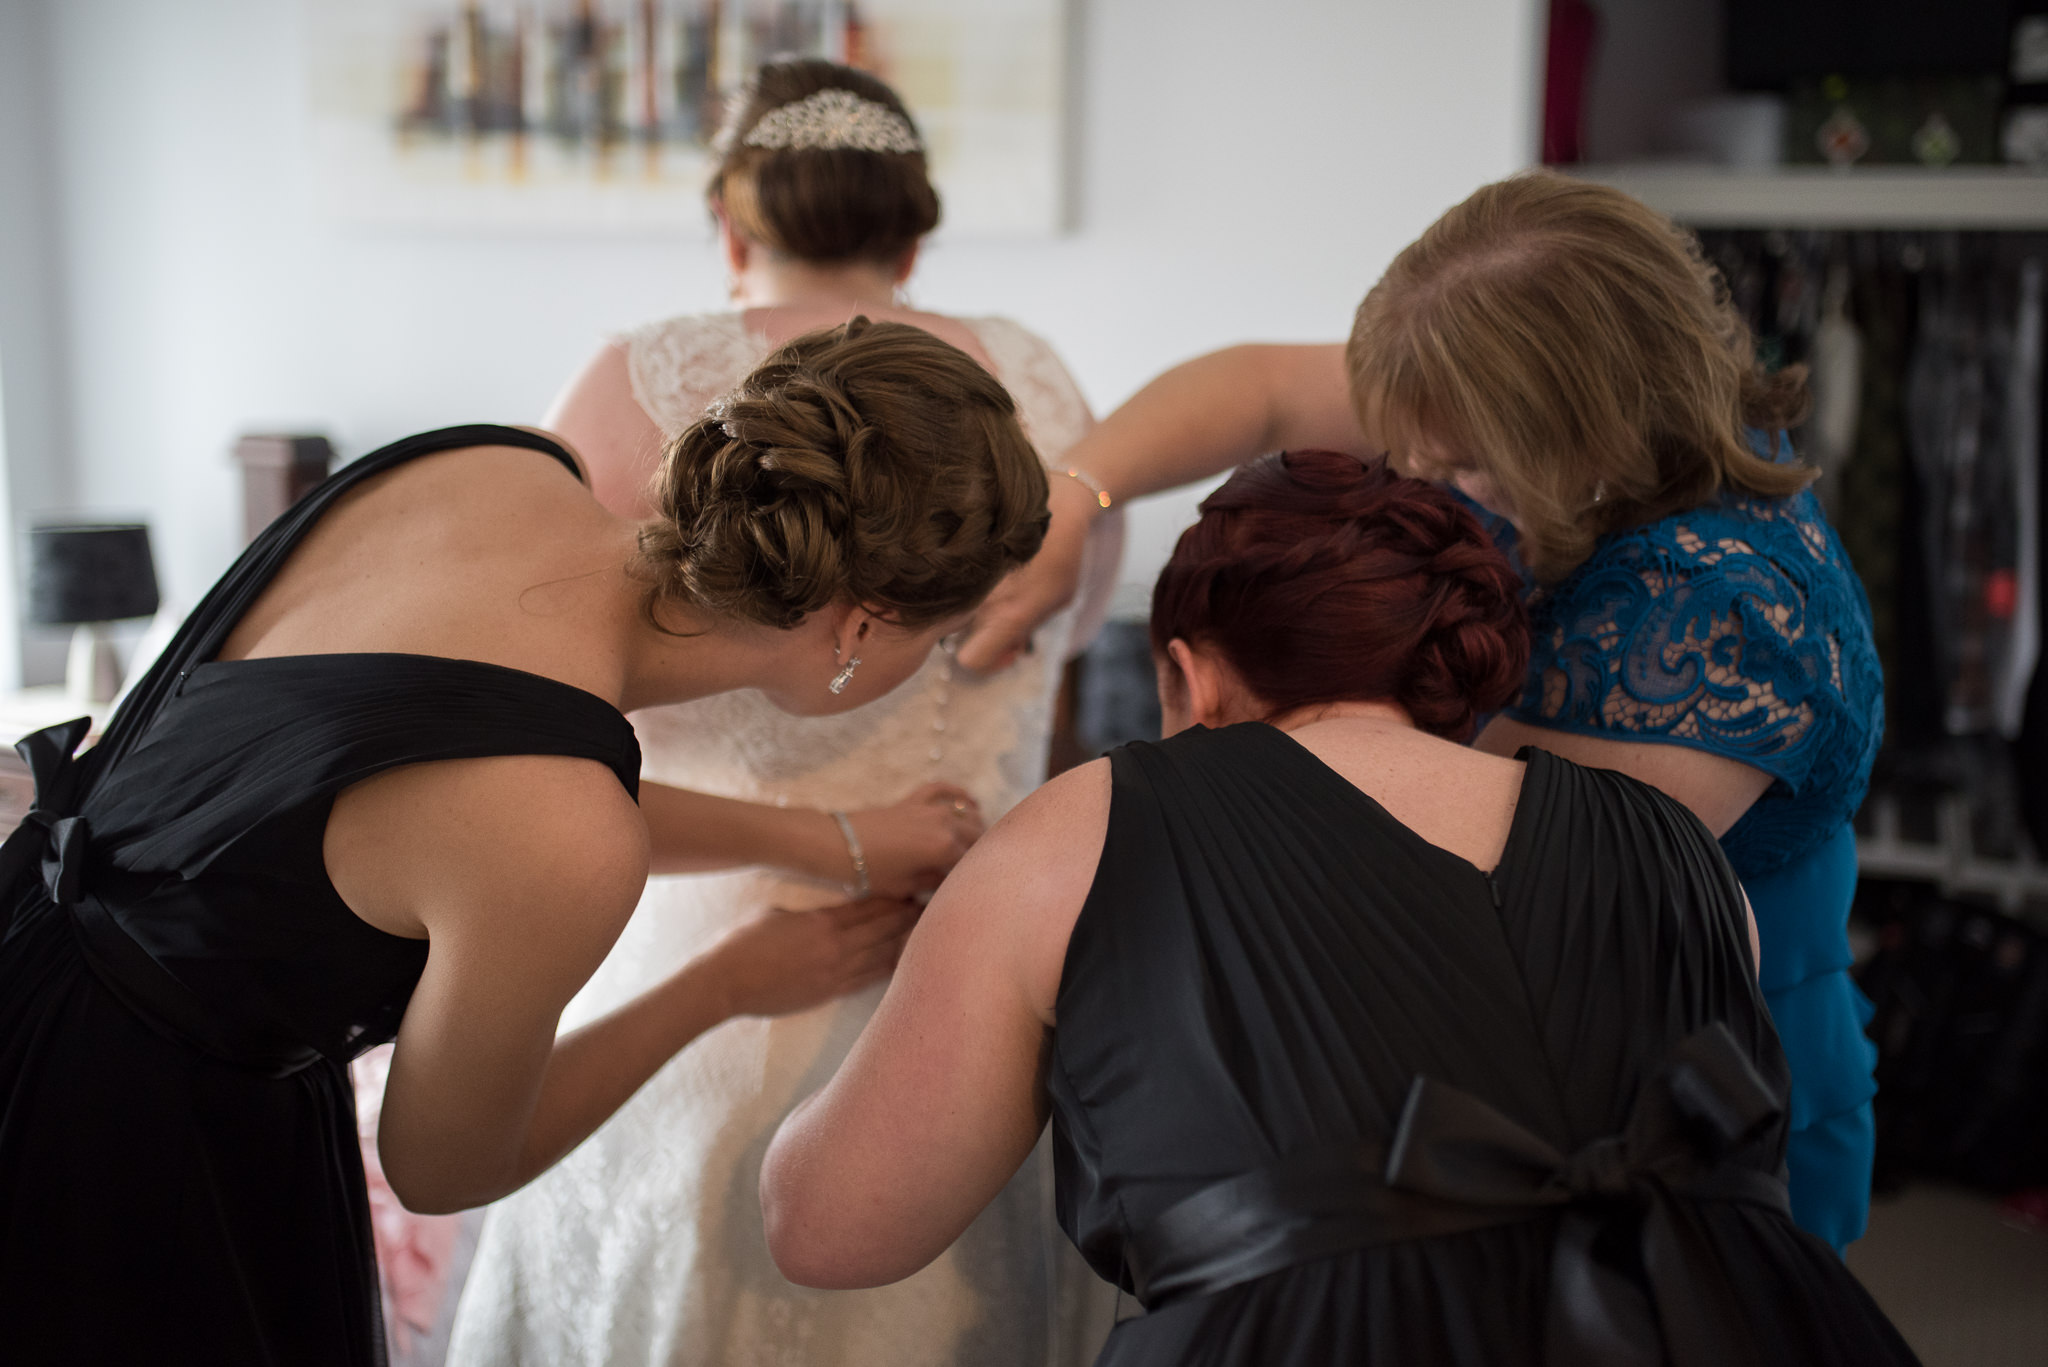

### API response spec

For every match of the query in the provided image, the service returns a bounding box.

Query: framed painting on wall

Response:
[306,0,1068,234]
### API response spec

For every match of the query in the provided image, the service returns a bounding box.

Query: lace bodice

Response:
[1513,470,1883,880]
[618,309,1094,815]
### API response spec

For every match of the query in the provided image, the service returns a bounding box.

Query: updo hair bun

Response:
[1149,451,1528,741]
[641,316,1049,631]
[710,59,941,265]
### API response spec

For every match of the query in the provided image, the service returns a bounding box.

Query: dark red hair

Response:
[1149,450,1529,742]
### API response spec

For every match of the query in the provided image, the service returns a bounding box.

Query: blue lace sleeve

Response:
[1512,486,1885,876]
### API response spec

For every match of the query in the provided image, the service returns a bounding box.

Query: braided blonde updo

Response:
[640,316,1050,630]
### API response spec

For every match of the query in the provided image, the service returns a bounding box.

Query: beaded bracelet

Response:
[1058,467,1113,510]
[829,809,870,899]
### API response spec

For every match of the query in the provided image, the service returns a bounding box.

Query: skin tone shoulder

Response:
[956,344,1772,838]
[220,440,949,1214]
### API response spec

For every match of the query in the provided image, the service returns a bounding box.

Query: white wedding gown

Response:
[447,313,1120,1367]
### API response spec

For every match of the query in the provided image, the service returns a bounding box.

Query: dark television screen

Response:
[1726,0,2013,88]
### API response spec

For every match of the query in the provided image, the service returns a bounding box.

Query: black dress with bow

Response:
[0,426,641,1366]
[1048,724,1917,1366]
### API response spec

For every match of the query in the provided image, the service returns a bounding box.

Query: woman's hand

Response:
[957,475,1100,673]
[838,782,984,897]
[696,896,924,1020]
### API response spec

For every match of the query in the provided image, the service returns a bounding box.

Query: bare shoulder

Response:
[327,753,648,946]
[914,758,1112,1021]
[979,756,1112,872]
[543,343,668,518]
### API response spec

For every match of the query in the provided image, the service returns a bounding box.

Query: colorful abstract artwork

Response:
[307,1,1067,233]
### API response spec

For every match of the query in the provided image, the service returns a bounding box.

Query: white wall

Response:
[0,0,77,687]
[14,0,1540,647]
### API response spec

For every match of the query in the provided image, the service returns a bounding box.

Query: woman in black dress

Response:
[764,450,1917,1365]
[0,319,1047,1366]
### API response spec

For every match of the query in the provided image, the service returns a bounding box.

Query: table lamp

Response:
[26,522,161,705]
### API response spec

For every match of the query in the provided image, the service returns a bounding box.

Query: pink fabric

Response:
[352,1045,463,1354]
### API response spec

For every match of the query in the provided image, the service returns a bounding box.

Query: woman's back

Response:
[1051,723,1912,1365]
[448,308,1111,1367]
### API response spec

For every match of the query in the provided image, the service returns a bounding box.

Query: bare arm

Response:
[762,760,1110,1288]
[544,342,670,521]
[330,754,919,1214]
[640,778,982,895]
[958,344,1359,672]
[1474,717,1774,839]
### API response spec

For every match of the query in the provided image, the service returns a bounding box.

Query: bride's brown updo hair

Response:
[709,59,940,265]
[1151,451,1527,742]
[641,317,1048,630]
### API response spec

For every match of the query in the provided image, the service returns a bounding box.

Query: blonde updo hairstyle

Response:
[1347,171,1812,584]
[709,58,941,265]
[640,317,1049,631]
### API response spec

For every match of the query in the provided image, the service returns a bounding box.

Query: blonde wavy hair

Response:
[1346,171,1812,583]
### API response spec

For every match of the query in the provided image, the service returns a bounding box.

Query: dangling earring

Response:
[891,282,911,308]
[828,653,861,695]
[725,273,742,304]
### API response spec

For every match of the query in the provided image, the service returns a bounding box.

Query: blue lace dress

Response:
[1497,450,1884,1252]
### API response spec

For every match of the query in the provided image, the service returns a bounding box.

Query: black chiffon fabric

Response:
[1047,724,1918,1366]
[0,426,640,1366]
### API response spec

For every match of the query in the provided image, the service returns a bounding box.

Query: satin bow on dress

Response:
[0,717,95,930]
[1124,1024,1788,1365]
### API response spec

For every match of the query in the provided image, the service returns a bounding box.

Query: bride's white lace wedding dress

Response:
[447,313,1118,1367]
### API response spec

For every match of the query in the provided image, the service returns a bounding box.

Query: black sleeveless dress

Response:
[1049,724,1918,1366]
[0,426,641,1367]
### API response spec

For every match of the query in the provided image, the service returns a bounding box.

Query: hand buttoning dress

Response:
[449,313,1117,1367]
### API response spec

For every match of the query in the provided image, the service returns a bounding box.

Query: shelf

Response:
[1569,164,2048,230]
[1858,792,2048,928]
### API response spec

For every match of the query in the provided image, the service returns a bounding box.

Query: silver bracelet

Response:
[829,809,870,899]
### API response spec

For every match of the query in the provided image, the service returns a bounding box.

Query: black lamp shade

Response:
[26,523,161,626]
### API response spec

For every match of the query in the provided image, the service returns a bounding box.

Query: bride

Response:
[448,60,1121,1366]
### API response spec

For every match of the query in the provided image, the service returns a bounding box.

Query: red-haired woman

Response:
[763,452,1917,1367]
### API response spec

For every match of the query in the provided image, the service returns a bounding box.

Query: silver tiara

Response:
[741,88,922,155]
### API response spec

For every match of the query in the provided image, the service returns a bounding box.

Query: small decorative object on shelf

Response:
[1790,74,2004,168]
[2006,10,2048,166]
[26,522,160,706]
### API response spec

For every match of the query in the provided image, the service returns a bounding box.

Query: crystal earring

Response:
[828,654,861,695]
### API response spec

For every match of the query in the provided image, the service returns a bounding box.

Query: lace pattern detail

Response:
[1517,485,1883,879]
[620,312,761,437]
[449,312,1112,1367]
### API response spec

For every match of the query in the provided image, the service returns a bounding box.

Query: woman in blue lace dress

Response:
[962,172,1882,1252]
